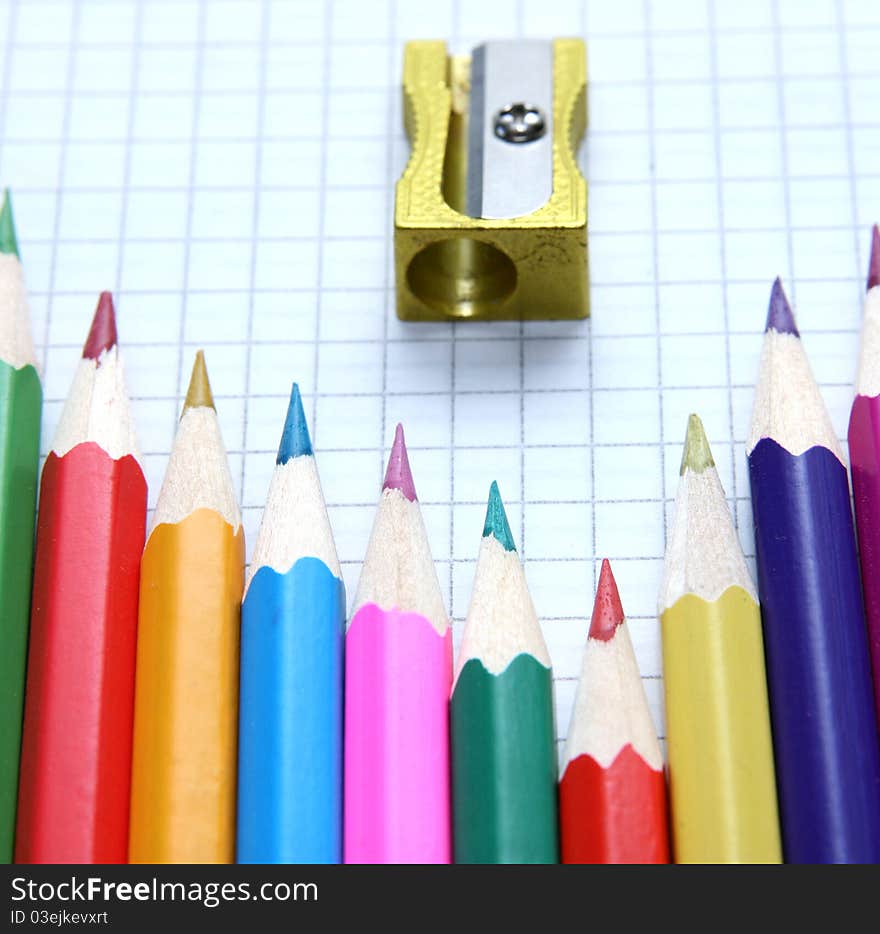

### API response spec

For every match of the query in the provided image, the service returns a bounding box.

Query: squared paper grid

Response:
[1,0,878,763]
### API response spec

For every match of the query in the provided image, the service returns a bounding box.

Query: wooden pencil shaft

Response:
[851,256,880,720]
[238,557,345,863]
[849,390,880,725]
[560,746,669,863]
[750,440,880,862]
[129,509,244,863]
[451,655,558,863]
[343,603,452,864]
[16,445,146,863]
[662,588,782,863]
[0,361,41,862]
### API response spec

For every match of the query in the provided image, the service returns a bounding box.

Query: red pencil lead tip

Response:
[868,224,880,292]
[589,559,625,642]
[82,291,118,360]
[382,423,417,501]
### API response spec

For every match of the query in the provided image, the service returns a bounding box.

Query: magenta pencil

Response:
[848,224,880,723]
[343,425,452,863]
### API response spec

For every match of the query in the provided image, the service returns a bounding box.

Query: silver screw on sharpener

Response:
[493,103,546,143]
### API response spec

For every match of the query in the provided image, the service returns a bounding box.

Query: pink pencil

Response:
[849,224,880,724]
[343,425,452,863]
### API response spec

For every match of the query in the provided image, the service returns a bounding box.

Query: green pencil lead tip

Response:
[0,189,21,258]
[681,413,714,475]
[483,481,517,552]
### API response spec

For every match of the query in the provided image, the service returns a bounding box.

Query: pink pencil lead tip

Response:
[382,423,417,501]
[82,291,118,360]
[589,559,625,642]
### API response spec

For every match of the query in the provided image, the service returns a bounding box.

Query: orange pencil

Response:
[128,351,244,863]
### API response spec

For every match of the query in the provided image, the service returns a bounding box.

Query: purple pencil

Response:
[749,278,880,862]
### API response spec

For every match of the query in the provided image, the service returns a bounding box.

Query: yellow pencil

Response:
[659,414,781,863]
[128,352,244,863]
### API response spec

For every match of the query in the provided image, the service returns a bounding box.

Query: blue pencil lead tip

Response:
[765,277,799,337]
[277,382,312,464]
[483,481,517,552]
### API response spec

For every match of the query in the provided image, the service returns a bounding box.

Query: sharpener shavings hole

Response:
[406,238,517,319]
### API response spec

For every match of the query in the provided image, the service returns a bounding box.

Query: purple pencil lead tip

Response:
[765,277,799,337]
[868,224,880,292]
[382,423,417,501]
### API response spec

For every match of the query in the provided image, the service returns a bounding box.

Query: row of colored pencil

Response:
[0,182,665,864]
[4,296,665,864]
[2,186,880,863]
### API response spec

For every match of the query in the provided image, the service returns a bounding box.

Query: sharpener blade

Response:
[466,40,554,220]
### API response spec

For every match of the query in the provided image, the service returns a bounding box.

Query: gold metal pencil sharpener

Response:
[394,39,588,322]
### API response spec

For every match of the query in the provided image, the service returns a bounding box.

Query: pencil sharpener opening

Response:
[394,38,589,323]
[406,238,517,319]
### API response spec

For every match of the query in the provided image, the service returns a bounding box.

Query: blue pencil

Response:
[237,383,345,863]
[748,279,880,863]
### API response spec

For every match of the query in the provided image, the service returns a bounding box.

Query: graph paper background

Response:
[1,0,878,758]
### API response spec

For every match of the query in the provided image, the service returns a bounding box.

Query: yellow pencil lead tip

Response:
[183,349,215,412]
[681,413,714,475]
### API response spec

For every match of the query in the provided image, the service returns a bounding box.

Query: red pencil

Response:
[559,560,669,864]
[16,293,147,863]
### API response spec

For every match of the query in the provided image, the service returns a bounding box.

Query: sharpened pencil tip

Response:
[382,423,417,501]
[681,413,714,475]
[277,382,312,463]
[483,481,516,552]
[82,291,118,360]
[765,277,799,336]
[0,189,20,258]
[869,224,880,292]
[589,559,625,642]
[183,350,215,412]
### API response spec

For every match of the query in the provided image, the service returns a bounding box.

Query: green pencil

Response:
[0,189,41,863]
[450,482,558,863]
